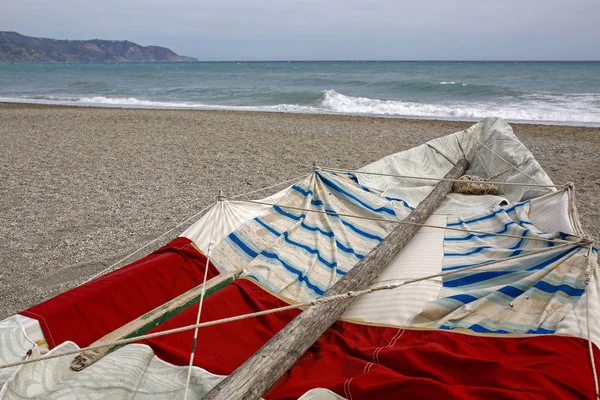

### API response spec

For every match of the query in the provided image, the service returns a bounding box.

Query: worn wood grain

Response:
[203,159,469,400]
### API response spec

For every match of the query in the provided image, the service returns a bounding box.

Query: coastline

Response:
[2,99,600,128]
[1,102,599,318]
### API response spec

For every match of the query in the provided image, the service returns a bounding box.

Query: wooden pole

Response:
[203,159,469,400]
[70,271,239,371]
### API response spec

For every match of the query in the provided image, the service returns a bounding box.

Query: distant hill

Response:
[0,32,197,63]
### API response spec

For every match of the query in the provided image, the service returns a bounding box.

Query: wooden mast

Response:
[203,159,469,400]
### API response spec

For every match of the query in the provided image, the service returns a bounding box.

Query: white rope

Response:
[78,156,565,285]
[487,158,531,181]
[567,183,587,238]
[319,167,564,189]
[225,173,311,200]
[237,199,576,245]
[0,240,583,371]
[585,244,600,400]
[84,172,310,283]
[84,202,216,283]
[183,208,218,400]
[463,128,538,181]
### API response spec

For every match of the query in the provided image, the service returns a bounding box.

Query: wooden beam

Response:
[70,271,239,371]
[203,159,468,400]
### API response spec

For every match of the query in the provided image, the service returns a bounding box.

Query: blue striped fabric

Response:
[210,171,412,300]
[413,200,588,335]
[345,172,415,211]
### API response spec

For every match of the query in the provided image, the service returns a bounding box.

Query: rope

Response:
[567,183,587,238]
[84,202,216,283]
[586,244,600,400]
[183,210,218,400]
[225,173,311,200]
[462,128,538,181]
[488,158,531,181]
[84,172,309,283]
[319,167,564,189]
[80,154,562,285]
[236,199,576,245]
[0,240,583,371]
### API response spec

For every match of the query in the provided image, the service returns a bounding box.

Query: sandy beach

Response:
[1,102,599,319]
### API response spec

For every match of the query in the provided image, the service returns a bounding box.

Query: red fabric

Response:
[142,278,599,400]
[21,237,219,348]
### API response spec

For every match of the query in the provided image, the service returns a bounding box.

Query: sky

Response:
[1,0,599,61]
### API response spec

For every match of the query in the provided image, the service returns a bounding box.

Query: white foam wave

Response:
[439,81,467,86]
[2,91,599,126]
[0,95,319,113]
[319,90,600,125]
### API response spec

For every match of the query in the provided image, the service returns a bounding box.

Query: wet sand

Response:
[1,102,599,318]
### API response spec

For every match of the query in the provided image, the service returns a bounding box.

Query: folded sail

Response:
[1,117,598,399]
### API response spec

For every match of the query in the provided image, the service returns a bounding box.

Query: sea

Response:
[1,61,599,126]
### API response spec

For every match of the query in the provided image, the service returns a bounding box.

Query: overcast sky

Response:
[2,0,599,60]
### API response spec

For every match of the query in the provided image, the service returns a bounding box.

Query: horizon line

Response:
[189,59,600,62]
[3,59,600,64]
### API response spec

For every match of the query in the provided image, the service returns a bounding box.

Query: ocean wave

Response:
[440,81,467,86]
[1,90,599,126]
[319,90,600,124]
[370,80,521,97]
[280,78,516,97]
[0,95,320,112]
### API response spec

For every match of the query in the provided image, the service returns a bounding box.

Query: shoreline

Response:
[2,100,600,128]
[1,103,599,318]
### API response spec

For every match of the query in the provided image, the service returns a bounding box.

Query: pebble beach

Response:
[1,102,599,319]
